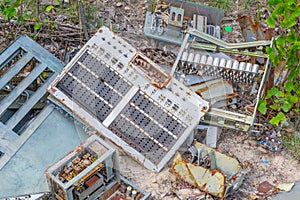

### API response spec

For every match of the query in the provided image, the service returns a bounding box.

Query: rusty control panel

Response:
[46,135,150,200]
[48,27,210,172]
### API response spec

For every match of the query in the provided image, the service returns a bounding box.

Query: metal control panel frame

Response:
[48,27,210,171]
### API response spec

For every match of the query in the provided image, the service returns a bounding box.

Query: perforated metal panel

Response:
[109,90,186,165]
[57,50,132,122]
[48,27,209,171]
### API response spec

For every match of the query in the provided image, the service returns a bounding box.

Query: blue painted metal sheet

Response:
[0,35,65,171]
[0,106,89,198]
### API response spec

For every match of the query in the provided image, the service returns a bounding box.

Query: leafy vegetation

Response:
[0,0,56,33]
[258,0,300,127]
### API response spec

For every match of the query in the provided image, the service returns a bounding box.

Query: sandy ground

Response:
[118,131,300,200]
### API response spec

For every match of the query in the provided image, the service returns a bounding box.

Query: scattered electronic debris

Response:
[0,0,292,198]
[257,135,283,152]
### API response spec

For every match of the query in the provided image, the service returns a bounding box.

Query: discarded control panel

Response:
[46,135,150,200]
[170,142,245,198]
[48,26,210,172]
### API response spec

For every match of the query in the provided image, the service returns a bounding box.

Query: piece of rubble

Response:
[116,2,123,7]
[276,183,295,192]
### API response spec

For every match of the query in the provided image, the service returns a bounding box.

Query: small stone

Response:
[249,194,258,200]
[116,2,123,7]
[124,6,131,11]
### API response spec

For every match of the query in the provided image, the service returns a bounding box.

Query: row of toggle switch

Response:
[180,52,260,83]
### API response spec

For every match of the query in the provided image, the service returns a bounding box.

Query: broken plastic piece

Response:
[224,26,232,32]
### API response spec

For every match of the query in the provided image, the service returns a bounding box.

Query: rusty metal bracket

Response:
[188,28,271,49]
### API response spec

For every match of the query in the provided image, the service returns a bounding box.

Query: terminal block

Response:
[46,135,150,200]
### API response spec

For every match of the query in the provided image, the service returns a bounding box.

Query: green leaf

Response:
[34,23,41,30]
[272,3,285,15]
[31,33,37,39]
[285,81,294,92]
[13,0,21,7]
[43,18,49,23]
[286,29,296,42]
[287,0,296,6]
[270,105,280,110]
[266,46,274,55]
[268,0,281,6]
[46,5,54,12]
[3,6,16,20]
[266,87,279,98]
[288,68,298,80]
[51,22,57,29]
[294,109,299,113]
[275,91,285,98]
[266,88,284,99]
[276,36,285,47]
[23,14,30,20]
[286,94,298,104]
[282,101,292,112]
[266,16,276,28]
[270,112,286,126]
[281,15,297,28]
[17,15,22,24]
[258,100,267,115]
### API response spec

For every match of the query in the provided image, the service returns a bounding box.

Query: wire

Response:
[17,90,30,105]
